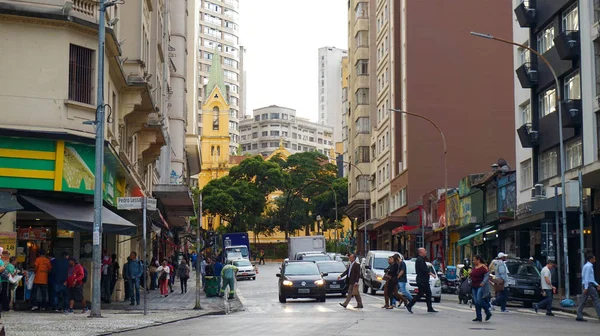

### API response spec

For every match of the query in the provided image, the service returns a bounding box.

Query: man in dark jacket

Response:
[406,248,437,313]
[338,254,363,309]
[51,251,70,312]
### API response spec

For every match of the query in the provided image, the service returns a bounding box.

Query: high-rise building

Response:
[345,0,516,254]
[197,0,242,155]
[239,106,334,158]
[318,47,348,143]
[510,0,600,290]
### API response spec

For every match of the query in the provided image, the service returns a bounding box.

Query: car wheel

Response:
[278,293,287,303]
[434,297,441,303]
[370,285,377,295]
[523,301,533,308]
[362,281,368,294]
[252,277,256,280]
[319,296,326,303]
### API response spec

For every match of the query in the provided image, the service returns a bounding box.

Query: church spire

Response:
[204,49,228,102]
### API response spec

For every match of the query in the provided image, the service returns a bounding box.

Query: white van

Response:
[360,250,401,294]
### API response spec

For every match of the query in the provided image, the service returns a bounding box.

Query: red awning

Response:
[392,225,420,235]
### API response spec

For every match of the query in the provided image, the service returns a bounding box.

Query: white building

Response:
[239,106,334,158]
[197,0,242,154]
[318,47,347,143]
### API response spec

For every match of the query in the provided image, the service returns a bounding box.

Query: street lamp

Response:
[341,161,369,255]
[470,32,570,300]
[316,215,322,235]
[388,109,449,266]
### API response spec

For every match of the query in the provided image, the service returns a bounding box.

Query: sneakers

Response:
[405,305,413,314]
[64,309,74,314]
[546,312,555,316]
[81,308,89,314]
[533,304,539,314]
[30,306,39,311]
[575,317,587,322]
[485,312,492,321]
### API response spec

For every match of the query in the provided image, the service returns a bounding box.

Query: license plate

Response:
[524,290,535,295]
[298,288,310,294]
[242,273,248,275]
[330,285,340,289]
[507,279,516,286]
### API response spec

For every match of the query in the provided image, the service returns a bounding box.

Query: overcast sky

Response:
[239,0,348,121]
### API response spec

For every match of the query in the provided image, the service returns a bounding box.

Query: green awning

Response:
[458,226,493,246]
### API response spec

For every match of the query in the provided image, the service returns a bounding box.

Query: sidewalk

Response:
[2,274,243,336]
[552,296,598,319]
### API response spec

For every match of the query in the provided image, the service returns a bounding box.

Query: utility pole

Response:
[194,193,203,310]
[142,197,148,315]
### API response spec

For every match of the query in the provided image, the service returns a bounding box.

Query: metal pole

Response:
[579,171,584,271]
[142,197,148,315]
[90,0,107,318]
[194,193,202,310]
[555,186,562,298]
[470,31,570,299]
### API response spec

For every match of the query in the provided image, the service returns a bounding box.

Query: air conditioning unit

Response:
[531,183,546,200]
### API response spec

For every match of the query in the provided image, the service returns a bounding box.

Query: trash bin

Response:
[205,276,220,297]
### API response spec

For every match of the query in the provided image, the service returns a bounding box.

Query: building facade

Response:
[318,47,347,143]
[239,106,335,158]
[197,0,242,154]
[0,0,198,302]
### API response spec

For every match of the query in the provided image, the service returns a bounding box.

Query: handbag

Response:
[149,266,158,274]
[159,271,167,281]
[492,278,505,291]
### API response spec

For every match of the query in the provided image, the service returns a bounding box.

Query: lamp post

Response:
[316,215,322,236]
[341,161,369,255]
[389,109,449,266]
[470,32,570,299]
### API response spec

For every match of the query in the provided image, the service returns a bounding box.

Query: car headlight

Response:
[282,280,293,286]
[376,276,383,281]
[434,279,441,287]
[314,279,325,286]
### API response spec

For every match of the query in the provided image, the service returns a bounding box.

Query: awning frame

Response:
[457,226,494,246]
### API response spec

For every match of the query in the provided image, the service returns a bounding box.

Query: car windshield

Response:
[373,257,389,270]
[284,263,320,276]
[233,260,252,267]
[317,262,346,273]
[506,261,540,276]
[301,254,330,261]
[226,247,249,258]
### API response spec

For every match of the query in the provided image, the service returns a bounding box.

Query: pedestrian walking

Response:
[124,252,143,305]
[575,254,600,322]
[406,248,437,313]
[338,254,363,309]
[219,262,238,299]
[214,259,224,293]
[65,258,87,314]
[51,251,70,312]
[177,260,191,294]
[397,254,413,303]
[470,254,492,322]
[31,249,52,311]
[100,251,112,303]
[149,257,159,290]
[122,257,131,302]
[534,259,556,316]
[157,260,171,297]
[491,252,509,312]
[382,255,408,309]
[259,249,266,265]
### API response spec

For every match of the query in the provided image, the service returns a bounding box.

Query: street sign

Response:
[117,197,157,211]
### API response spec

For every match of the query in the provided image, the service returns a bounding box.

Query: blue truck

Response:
[222,232,250,261]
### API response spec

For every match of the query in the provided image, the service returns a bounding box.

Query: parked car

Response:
[277,261,327,303]
[404,260,442,303]
[230,258,256,281]
[361,250,401,295]
[316,260,348,296]
[503,259,543,307]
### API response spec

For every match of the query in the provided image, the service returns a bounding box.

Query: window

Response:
[564,71,581,100]
[562,5,579,32]
[212,106,220,130]
[225,83,238,92]
[223,33,238,44]
[538,87,556,118]
[282,131,288,137]
[204,51,213,60]
[204,13,222,25]
[224,70,238,81]
[270,130,279,136]
[356,88,369,105]
[292,144,298,150]
[518,41,530,65]
[356,60,368,75]
[270,142,279,147]
[228,121,237,131]
[251,143,257,150]
[223,8,239,20]
[224,20,238,31]
[566,138,582,170]
[203,26,220,38]
[354,146,370,163]
[355,2,368,19]
[537,25,554,53]
[355,31,369,47]
[521,101,531,125]
[262,131,268,136]
[270,113,279,119]
[223,57,238,69]
[68,44,94,104]
[261,142,268,148]
[393,188,407,211]
[486,189,497,214]
[204,1,221,12]
[539,149,558,180]
[356,117,370,134]
[292,133,297,139]
[261,114,268,120]
[357,175,369,192]
[520,159,532,190]
[254,115,260,121]
[252,132,258,139]
[230,96,239,106]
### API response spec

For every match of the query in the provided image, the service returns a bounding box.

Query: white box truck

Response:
[288,236,326,260]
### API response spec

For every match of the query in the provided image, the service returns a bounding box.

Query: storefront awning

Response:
[22,196,137,235]
[457,226,493,246]
[0,192,23,213]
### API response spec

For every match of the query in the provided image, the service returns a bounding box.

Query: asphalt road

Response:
[119,263,598,336]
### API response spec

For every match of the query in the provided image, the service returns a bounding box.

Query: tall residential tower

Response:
[318,47,347,143]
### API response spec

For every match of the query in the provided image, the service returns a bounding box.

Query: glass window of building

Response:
[270,113,280,119]
[252,132,258,138]
[204,13,222,26]
[204,2,221,12]
[355,30,368,47]
[538,87,556,118]
[223,33,238,44]
[356,88,369,105]
[357,60,368,75]
[225,82,238,92]
[356,117,370,134]
[354,146,370,163]
[252,144,258,150]
[203,26,220,38]
[224,8,239,20]
[538,149,558,180]
[355,2,368,19]
[254,115,260,121]
[225,20,238,31]
[212,106,219,130]
[270,131,279,136]
[223,57,238,69]
[564,71,581,100]
[537,24,554,53]
[566,138,582,170]
[520,159,532,190]
[562,5,579,32]
[520,101,531,126]
[262,131,268,136]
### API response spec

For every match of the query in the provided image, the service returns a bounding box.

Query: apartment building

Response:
[318,46,348,143]
[0,0,198,302]
[239,106,334,158]
[197,0,242,154]
[341,56,350,177]
[508,0,600,293]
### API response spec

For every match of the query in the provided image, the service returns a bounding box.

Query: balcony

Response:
[515,62,538,88]
[553,31,580,60]
[514,0,536,28]
[517,123,539,148]
[561,99,582,128]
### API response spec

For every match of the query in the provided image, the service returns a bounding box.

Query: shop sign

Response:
[516,204,532,217]
[18,228,49,240]
[0,232,17,261]
[473,234,484,246]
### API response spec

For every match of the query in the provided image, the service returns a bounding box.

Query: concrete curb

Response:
[552,305,592,318]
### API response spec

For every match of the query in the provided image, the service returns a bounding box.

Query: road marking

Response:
[315,305,336,313]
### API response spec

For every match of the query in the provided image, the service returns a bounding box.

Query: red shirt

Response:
[67,264,84,287]
[470,265,487,288]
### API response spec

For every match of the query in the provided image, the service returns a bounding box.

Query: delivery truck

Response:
[288,235,326,260]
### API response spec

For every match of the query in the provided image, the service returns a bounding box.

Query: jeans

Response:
[495,288,507,311]
[53,284,69,310]
[472,287,491,320]
[399,281,413,301]
[31,284,48,308]
[151,272,158,289]
[101,275,112,302]
[180,277,188,293]
[537,289,553,314]
[128,278,140,304]
[577,286,600,319]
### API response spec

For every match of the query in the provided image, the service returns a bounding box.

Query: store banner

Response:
[0,232,17,261]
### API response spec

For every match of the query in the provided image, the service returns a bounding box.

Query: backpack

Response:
[82,266,88,284]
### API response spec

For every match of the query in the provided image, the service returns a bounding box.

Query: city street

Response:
[120,263,598,336]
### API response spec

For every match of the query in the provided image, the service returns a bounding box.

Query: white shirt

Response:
[540,266,552,290]
[347,261,355,279]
